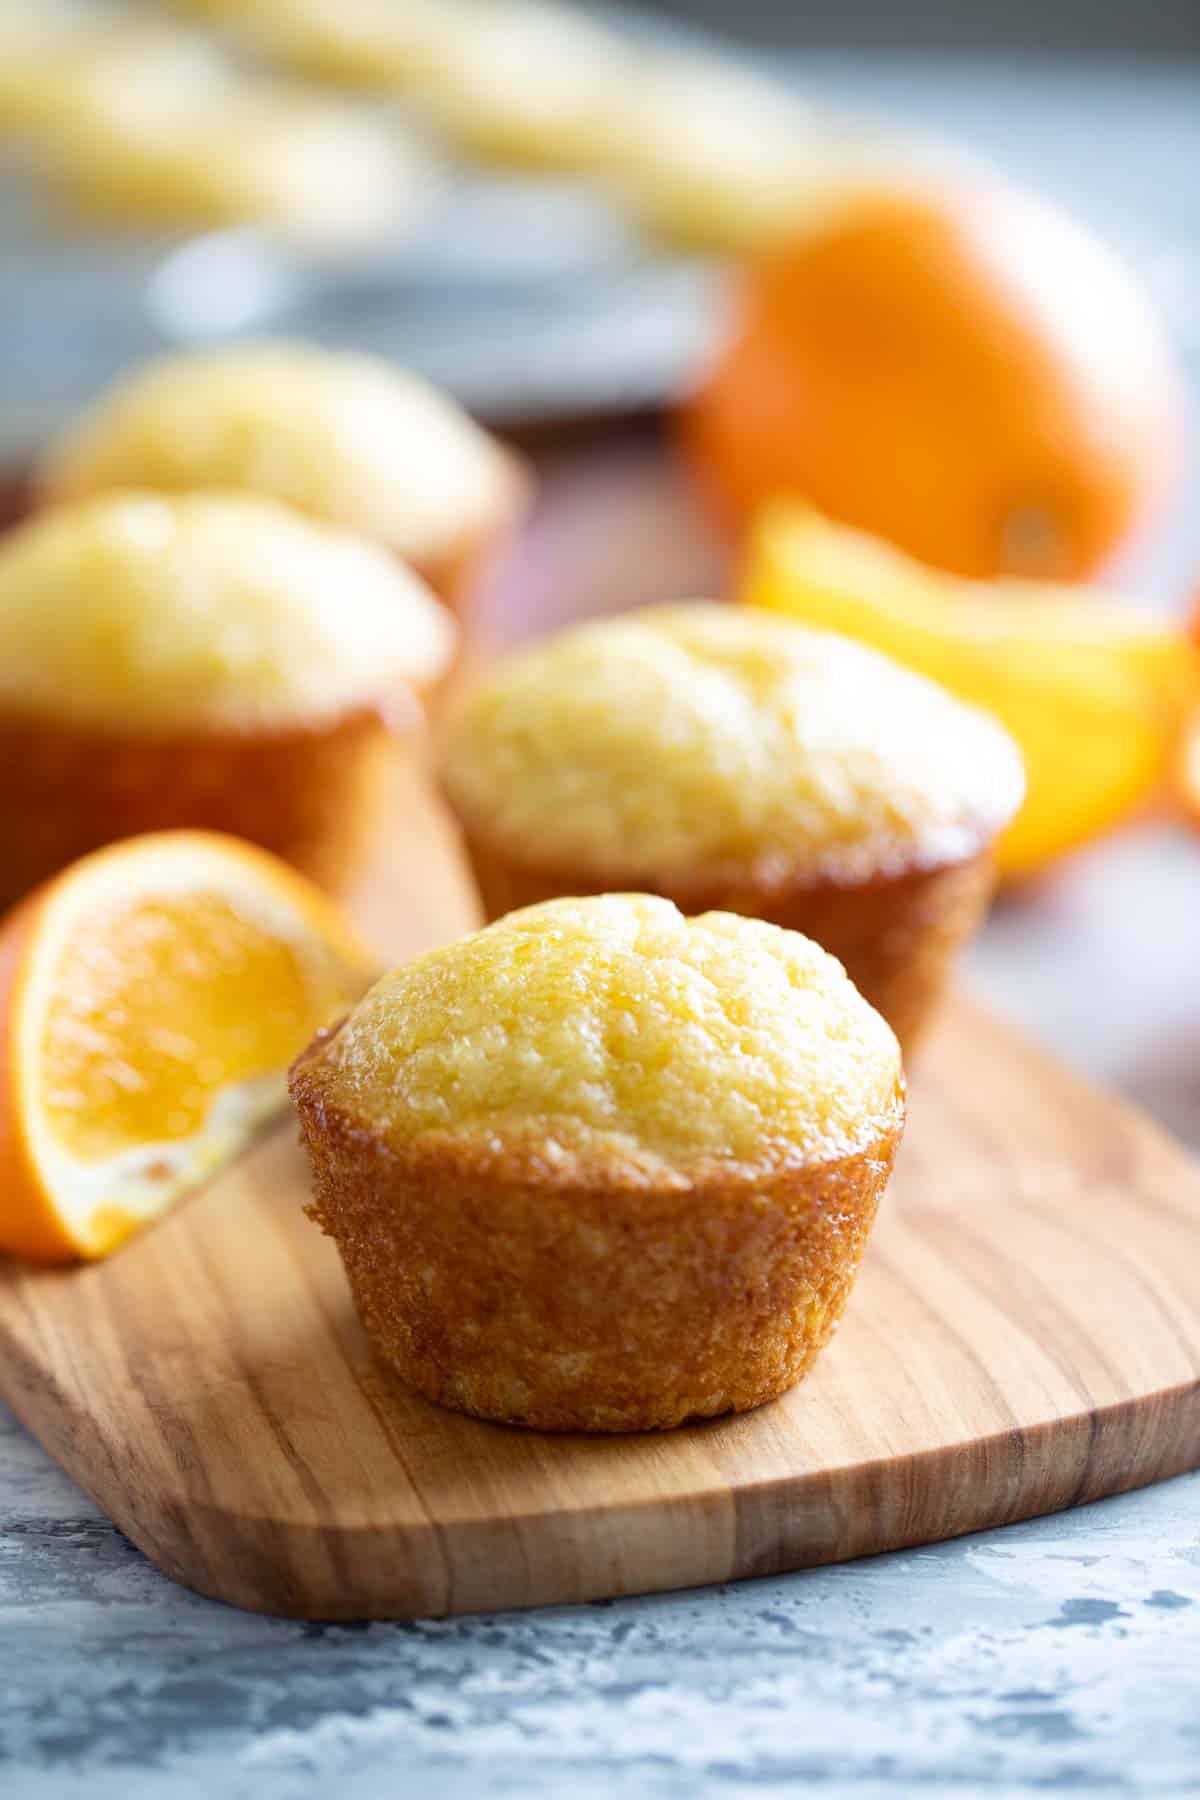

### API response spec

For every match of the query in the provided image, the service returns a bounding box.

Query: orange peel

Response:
[0,831,374,1263]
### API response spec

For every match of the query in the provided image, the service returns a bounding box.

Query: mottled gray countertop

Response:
[4,49,1200,1800]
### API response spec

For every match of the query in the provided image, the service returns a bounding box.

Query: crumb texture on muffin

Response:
[0,491,454,734]
[39,343,518,564]
[441,602,1024,884]
[291,892,905,1429]
[301,893,903,1182]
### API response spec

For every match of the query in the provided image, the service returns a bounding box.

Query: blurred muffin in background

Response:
[411,1,638,172]
[36,83,431,249]
[439,603,1024,1051]
[604,54,945,256]
[0,3,434,247]
[0,491,456,908]
[0,9,230,139]
[217,0,471,92]
[169,0,635,172]
[39,344,529,614]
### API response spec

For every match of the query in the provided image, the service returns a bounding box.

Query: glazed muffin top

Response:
[294,893,904,1185]
[440,603,1024,885]
[38,344,519,566]
[0,491,455,735]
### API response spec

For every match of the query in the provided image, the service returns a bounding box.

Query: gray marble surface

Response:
[2,1389,1198,1799]
[4,49,1200,1800]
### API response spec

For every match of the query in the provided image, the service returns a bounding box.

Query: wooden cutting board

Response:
[0,755,1198,1620]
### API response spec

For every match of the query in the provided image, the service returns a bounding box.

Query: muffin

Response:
[601,53,946,257]
[37,344,527,615]
[411,2,638,173]
[439,604,1024,1051]
[291,893,905,1431]
[0,491,455,909]
[0,10,424,247]
[39,81,433,251]
[602,53,832,253]
[0,11,224,138]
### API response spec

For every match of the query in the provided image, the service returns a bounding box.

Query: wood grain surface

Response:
[0,754,1198,1620]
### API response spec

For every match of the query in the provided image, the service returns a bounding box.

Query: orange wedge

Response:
[1177,710,1200,828]
[742,505,1199,878]
[0,831,375,1263]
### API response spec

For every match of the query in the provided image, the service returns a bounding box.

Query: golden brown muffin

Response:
[439,604,1024,1051]
[291,894,905,1431]
[0,491,455,909]
[37,345,529,615]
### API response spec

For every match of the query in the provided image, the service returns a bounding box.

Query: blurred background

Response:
[649,0,1200,50]
[1,0,1199,1133]
[2,2,1197,494]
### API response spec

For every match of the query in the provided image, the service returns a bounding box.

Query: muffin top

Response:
[296,893,904,1185]
[441,603,1024,885]
[0,491,455,735]
[39,344,519,564]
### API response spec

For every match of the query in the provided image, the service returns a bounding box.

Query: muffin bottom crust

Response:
[455,831,997,1054]
[290,1059,902,1432]
[0,706,399,911]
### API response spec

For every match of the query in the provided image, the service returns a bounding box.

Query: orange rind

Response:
[681,180,1180,581]
[0,832,374,1264]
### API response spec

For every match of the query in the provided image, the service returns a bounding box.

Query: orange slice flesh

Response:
[1177,710,1200,828]
[0,831,375,1263]
[742,505,1200,878]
